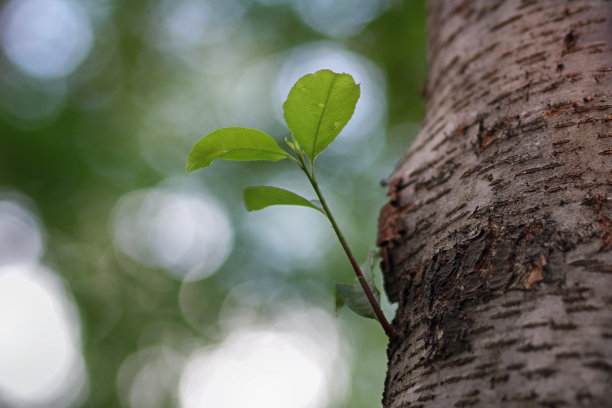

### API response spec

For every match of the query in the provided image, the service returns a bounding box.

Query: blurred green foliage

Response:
[0,0,426,406]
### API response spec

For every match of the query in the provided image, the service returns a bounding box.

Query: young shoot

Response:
[186,69,396,339]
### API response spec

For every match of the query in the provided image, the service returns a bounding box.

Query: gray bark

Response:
[379,0,612,407]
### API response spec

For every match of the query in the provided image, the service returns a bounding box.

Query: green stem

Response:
[298,156,396,339]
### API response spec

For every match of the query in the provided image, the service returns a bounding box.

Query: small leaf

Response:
[283,69,360,162]
[334,279,380,319]
[362,250,381,281]
[186,127,290,173]
[335,251,382,319]
[243,186,324,213]
[284,137,296,151]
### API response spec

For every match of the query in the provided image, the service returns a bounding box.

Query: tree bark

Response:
[379,1,612,407]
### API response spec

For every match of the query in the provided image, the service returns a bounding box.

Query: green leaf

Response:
[334,279,380,319]
[243,186,324,213]
[334,250,382,319]
[284,137,297,151]
[283,69,360,162]
[186,127,290,173]
[362,250,381,281]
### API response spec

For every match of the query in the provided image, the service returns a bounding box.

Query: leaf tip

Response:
[185,161,194,175]
[185,158,207,175]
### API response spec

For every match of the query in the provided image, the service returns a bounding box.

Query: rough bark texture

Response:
[379,1,612,407]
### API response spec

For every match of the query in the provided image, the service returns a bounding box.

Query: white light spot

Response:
[293,0,393,38]
[0,0,94,79]
[247,204,331,270]
[157,0,247,49]
[164,1,213,46]
[0,198,44,265]
[117,346,185,408]
[0,263,88,407]
[111,185,233,281]
[179,308,350,408]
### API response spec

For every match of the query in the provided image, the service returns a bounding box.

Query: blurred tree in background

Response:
[0,0,425,407]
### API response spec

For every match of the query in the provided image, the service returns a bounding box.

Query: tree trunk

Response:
[378,0,612,406]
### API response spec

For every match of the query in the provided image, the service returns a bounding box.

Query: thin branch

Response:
[298,155,396,339]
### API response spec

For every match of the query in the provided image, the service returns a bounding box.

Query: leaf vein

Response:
[311,75,338,158]
[219,148,288,156]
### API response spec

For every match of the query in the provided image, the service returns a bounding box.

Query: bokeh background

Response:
[0,0,426,406]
